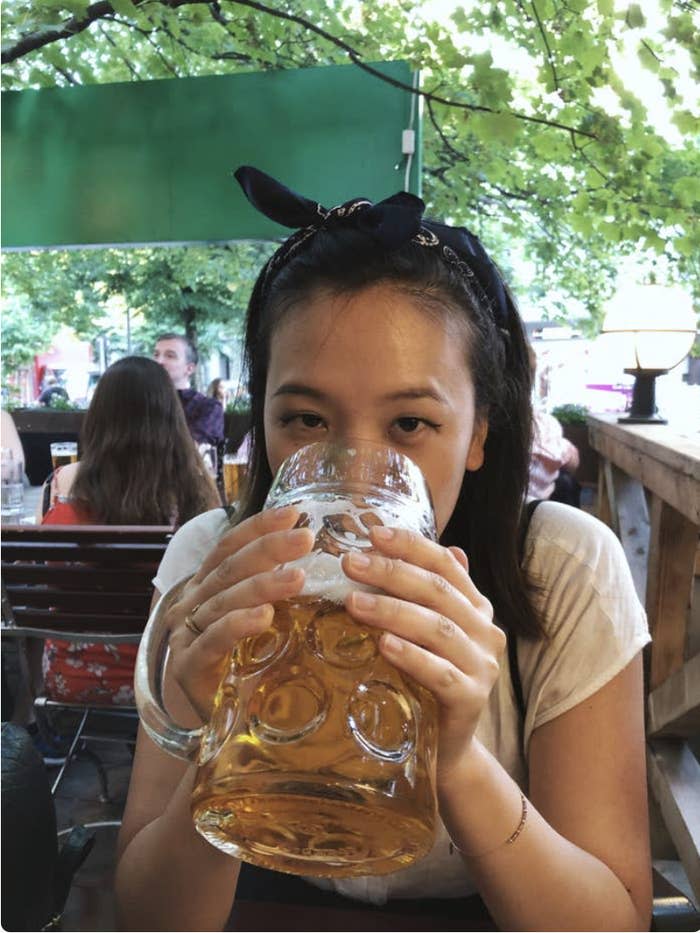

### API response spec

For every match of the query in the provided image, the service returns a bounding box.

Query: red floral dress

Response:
[41,498,138,706]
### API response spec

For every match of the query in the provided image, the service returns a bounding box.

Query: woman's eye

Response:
[392,417,441,438]
[395,417,423,433]
[280,412,325,429]
[300,413,323,428]
[394,417,439,434]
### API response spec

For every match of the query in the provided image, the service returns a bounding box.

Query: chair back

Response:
[1,524,173,642]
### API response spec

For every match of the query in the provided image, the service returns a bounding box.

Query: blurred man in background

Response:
[154,333,224,447]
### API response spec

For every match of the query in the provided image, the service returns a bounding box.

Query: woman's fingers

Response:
[367,526,492,614]
[346,590,494,678]
[165,507,315,720]
[175,565,306,642]
[191,506,303,584]
[378,632,491,712]
[201,526,312,591]
[181,522,314,618]
[168,603,275,720]
[341,536,500,652]
[375,527,487,607]
[170,602,273,663]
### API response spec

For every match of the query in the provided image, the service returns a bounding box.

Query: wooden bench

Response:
[1,524,173,796]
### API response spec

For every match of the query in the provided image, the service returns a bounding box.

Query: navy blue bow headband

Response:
[234,165,510,329]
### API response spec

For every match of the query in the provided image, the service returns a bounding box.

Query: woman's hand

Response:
[342,525,505,784]
[165,506,315,719]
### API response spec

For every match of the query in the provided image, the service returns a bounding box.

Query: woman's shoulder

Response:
[523,499,648,648]
[526,500,624,574]
[168,508,232,554]
[153,508,233,593]
[519,500,649,741]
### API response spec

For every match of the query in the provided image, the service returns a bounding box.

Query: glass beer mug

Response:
[136,441,438,876]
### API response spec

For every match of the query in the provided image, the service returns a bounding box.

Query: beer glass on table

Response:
[50,441,78,471]
[136,441,438,877]
[223,454,248,504]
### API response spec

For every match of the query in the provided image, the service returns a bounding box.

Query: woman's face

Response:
[264,282,487,535]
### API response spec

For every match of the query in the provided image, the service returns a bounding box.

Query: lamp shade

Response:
[601,283,696,371]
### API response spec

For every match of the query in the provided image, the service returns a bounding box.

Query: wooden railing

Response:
[588,414,700,905]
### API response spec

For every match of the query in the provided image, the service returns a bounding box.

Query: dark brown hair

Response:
[71,356,219,525]
[237,226,542,640]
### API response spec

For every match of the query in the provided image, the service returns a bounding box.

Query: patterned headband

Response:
[234,165,511,328]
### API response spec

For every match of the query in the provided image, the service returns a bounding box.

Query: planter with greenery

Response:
[551,404,598,486]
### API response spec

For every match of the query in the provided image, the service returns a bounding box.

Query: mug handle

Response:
[134,575,203,761]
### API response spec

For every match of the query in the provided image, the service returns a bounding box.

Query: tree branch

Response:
[3,0,158,63]
[530,0,560,91]
[51,63,79,85]
[119,16,181,75]
[98,22,140,80]
[2,0,598,141]
[228,0,596,139]
[425,99,550,207]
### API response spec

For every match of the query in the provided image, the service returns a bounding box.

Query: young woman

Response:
[115,169,651,930]
[39,356,220,706]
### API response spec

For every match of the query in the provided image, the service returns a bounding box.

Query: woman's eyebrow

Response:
[271,383,327,400]
[383,387,448,404]
[271,383,448,404]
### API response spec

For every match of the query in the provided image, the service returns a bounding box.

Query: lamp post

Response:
[601,283,697,425]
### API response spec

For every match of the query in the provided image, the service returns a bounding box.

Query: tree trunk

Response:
[181,288,200,390]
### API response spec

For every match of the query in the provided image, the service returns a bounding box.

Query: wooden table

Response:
[587,414,700,904]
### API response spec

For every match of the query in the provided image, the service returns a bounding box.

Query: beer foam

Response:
[283,550,376,602]
[271,492,431,602]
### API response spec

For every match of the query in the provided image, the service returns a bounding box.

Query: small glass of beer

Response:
[50,441,78,470]
[223,454,248,503]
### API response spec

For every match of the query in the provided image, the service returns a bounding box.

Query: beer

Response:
[223,458,247,502]
[191,595,437,876]
[136,441,439,875]
[50,442,78,471]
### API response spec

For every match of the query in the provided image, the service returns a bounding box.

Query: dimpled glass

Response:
[190,441,439,876]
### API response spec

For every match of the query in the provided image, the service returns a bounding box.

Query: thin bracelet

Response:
[449,791,528,859]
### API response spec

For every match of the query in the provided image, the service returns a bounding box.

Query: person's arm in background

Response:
[34,461,80,522]
[561,436,580,473]
[1,409,25,467]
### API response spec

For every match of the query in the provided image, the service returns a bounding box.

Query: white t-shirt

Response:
[152,501,649,906]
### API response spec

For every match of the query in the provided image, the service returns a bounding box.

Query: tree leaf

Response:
[109,0,139,16]
[672,176,700,207]
[626,4,646,28]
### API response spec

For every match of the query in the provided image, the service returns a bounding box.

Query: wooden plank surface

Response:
[648,653,700,738]
[587,417,700,478]
[647,740,700,905]
[646,497,698,689]
[587,417,700,525]
[0,523,173,541]
[608,464,650,604]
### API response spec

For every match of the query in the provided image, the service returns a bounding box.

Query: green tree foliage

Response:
[1,0,698,357]
[1,242,274,378]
